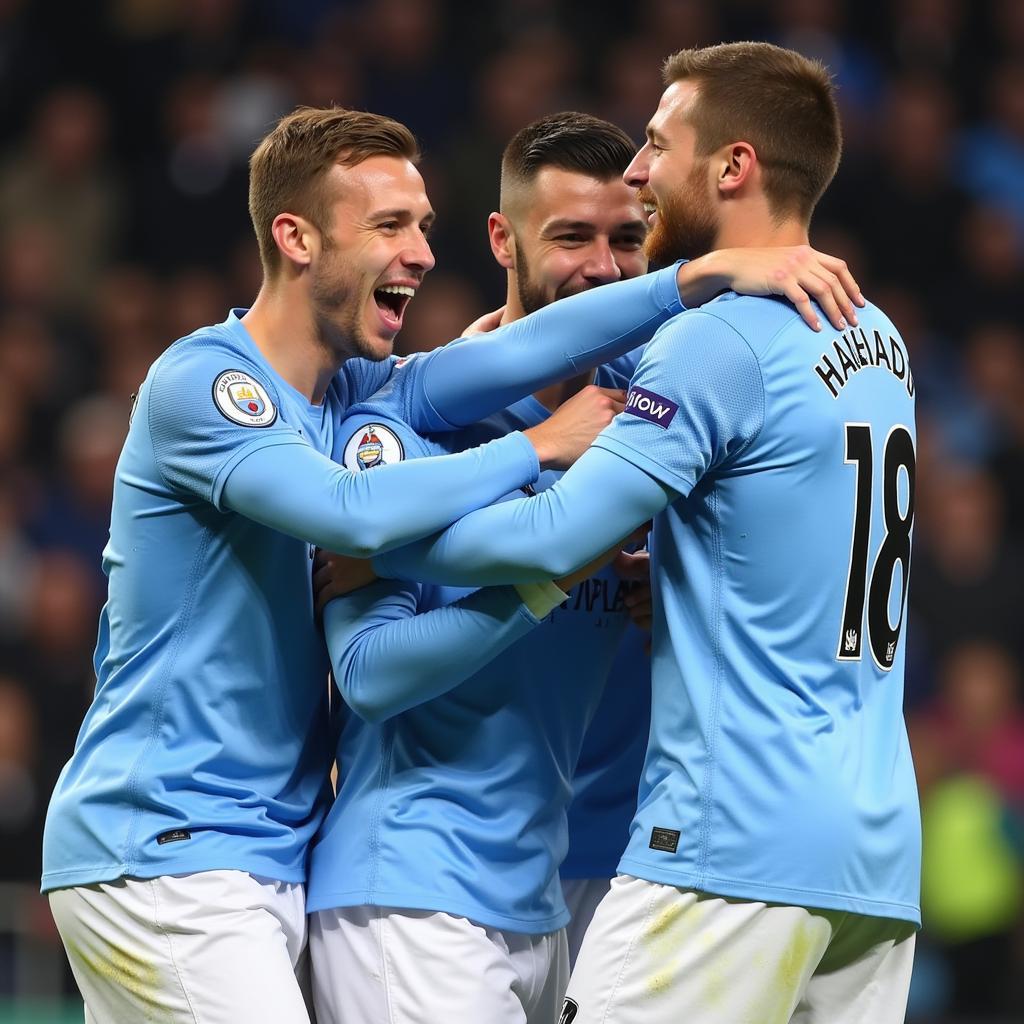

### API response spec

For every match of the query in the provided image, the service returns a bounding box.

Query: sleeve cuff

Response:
[513,579,569,620]
[506,430,541,484]
[663,260,689,315]
[591,435,692,500]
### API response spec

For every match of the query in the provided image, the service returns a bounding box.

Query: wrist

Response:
[523,426,554,469]
[676,251,728,307]
[514,579,569,619]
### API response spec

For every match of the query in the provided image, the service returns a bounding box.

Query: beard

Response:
[311,237,382,362]
[514,238,591,316]
[641,159,719,267]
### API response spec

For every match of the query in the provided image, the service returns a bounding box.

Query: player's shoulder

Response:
[158,310,248,360]
[338,356,410,421]
[642,295,781,369]
[701,292,803,344]
[147,312,282,429]
[154,314,275,388]
[338,404,436,471]
[339,353,399,399]
[854,298,899,336]
[340,347,436,405]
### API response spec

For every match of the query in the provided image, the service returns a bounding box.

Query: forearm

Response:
[417,264,684,428]
[324,583,545,723]
[221,432,538,556]
[374,446,673,585]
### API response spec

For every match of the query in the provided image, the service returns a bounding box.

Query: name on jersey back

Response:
[813,327,914,400]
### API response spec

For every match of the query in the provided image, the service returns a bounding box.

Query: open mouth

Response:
[373,284,415,331]
[637,188,658,226]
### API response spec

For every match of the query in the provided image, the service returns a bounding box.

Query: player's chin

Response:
[360,309,401,360]
[363,330,397,362]
[556,281,596,302]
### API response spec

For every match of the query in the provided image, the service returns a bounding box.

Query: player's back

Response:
[616,293,920,925]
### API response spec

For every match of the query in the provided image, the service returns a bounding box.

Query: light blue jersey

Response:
[561,626,650,881]
[596,295,920,924]
[308,365,646,933]
[41,313,538,891]
[373,293,921,925]
[42,265,684,895]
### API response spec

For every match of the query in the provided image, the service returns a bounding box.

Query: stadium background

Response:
[0,0,1021,1020]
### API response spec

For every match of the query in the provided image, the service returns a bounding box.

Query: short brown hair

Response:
[663,42,841,221]
[500,112,637,216]
[248,106,420,276]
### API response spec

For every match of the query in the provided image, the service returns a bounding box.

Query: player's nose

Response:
[403,233,435,274]
[623,148,650,188]
[582,243,622,285]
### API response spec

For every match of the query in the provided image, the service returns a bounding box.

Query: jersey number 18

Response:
[836,423,916,670]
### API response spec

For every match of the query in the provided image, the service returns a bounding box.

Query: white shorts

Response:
[563,874,916,1024]
[561,878,611,968]
[310,905,568,1024]
[49,869,312,1024]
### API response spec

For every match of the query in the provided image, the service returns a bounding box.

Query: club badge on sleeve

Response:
[212,370,278,427]
[343,422,404,471]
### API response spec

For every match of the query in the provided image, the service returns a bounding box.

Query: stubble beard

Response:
[311,241,386,363]
[643,160,719,267]
[514,237,591,316]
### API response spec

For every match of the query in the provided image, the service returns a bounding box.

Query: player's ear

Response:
[717,141,756,197]
[271,212,316,269]
[488,212,516,270]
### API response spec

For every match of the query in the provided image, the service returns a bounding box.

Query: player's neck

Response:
[501,285,527,325]
[241,288,340,405]
[714,204,808,251]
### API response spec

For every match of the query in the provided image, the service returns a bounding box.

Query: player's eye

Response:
[379,221,400,234]
[555,234,587,244]
[615,239,646,251]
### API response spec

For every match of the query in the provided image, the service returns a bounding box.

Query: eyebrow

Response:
[370,207,436,224]
[542,219,597,234]
[645,125,668,146]
[542,218,648,235]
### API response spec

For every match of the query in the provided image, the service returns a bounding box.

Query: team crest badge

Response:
[343,422,404,471]
[212,370,277,427]
[356,427,385,469]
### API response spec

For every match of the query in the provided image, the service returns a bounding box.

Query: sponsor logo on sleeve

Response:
[212,370,278,427]
[342,422,405,471]
[624,386,678,429]
[558,998,579,1024]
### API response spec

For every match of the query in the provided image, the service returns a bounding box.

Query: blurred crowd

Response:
[0,0,1021,1020]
